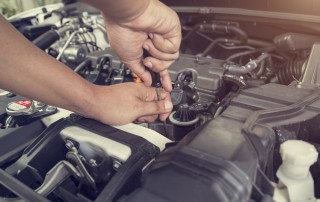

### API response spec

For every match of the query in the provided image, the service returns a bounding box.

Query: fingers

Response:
[160,70,172,92]
[142,35,179,92]
[136,115,158,123]
[143,39,179,61]
[159,112,170,121]
[142,59,173,92]
[124,57,172,91]
[139,85,171,103]
[136,85,172,121]
[143,57,174,72]
[149,33,180,54]
[142,38,178,74]
[125,60,152,86]
[138,101,171,122]
[141,99,172,118]
[159,88,172,120]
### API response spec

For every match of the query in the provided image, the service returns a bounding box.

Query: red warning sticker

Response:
[16,100,32,108]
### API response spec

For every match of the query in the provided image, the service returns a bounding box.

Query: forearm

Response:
[0,16,96,116]
[80,0,150,21]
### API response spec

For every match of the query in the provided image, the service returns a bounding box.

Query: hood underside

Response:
[162,0,320,16]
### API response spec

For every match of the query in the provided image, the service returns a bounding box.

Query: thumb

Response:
[141,100,173,116]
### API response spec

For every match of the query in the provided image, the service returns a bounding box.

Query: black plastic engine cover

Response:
[0,120,45,167]
[2,115,161,202]
[87,49,225,92]
[127,83,320,202]
[168,55,225,92]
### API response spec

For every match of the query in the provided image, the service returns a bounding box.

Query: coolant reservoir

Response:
[275,140,318,202]
[280,140,318,179]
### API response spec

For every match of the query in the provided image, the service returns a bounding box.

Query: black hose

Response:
[226,46,275,62]
[183,24,271,45]
[182,24,202,41]
[202,38,242,57]
[182,23,249,56]
[247,38,274,47]
[256,60,266,77]
[218,43,255,51]
[203,24,248,57]
[200,24,248,43]
[32,25,73,51]
[74,59,91,73]
[277,56,306,85]
[223,74,248,89]
[32,30,60,50]
[224,53,270,75]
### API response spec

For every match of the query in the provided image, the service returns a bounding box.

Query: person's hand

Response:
[104,0,181,92]
[88,82,173,126]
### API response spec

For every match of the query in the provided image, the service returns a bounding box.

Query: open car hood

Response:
[162,0,320,16]
[2,1,320,202]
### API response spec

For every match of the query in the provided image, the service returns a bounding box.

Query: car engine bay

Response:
[1,1,320,201]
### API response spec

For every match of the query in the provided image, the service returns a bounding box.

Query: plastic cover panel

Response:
[161,0,320,16]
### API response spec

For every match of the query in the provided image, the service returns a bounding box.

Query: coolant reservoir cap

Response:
[280,140,318,166]
[7,100,32,111]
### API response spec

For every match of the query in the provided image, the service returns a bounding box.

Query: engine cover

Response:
[126,83,320,202]
[87,49,226,92]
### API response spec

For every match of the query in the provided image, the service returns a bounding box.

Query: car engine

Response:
[1,1,320,202]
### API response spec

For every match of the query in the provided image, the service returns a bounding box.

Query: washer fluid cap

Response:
[280,140,318,166]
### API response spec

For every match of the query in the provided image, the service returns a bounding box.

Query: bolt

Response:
[47,106,56,111]
[112,160,122,171]
[89,159,97,167]
[65,140,74,150]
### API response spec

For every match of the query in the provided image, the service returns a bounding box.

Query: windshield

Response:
[0,0,61,17]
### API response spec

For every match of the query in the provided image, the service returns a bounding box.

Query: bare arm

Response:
[0,16,94,116]
[0,16,172,125]
[0,0,180,125]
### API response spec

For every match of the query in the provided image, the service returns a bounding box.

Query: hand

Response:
[89,83,173,126]
[104,0,181,92]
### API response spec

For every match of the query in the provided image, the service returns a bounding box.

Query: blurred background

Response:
[0,0,60,17]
